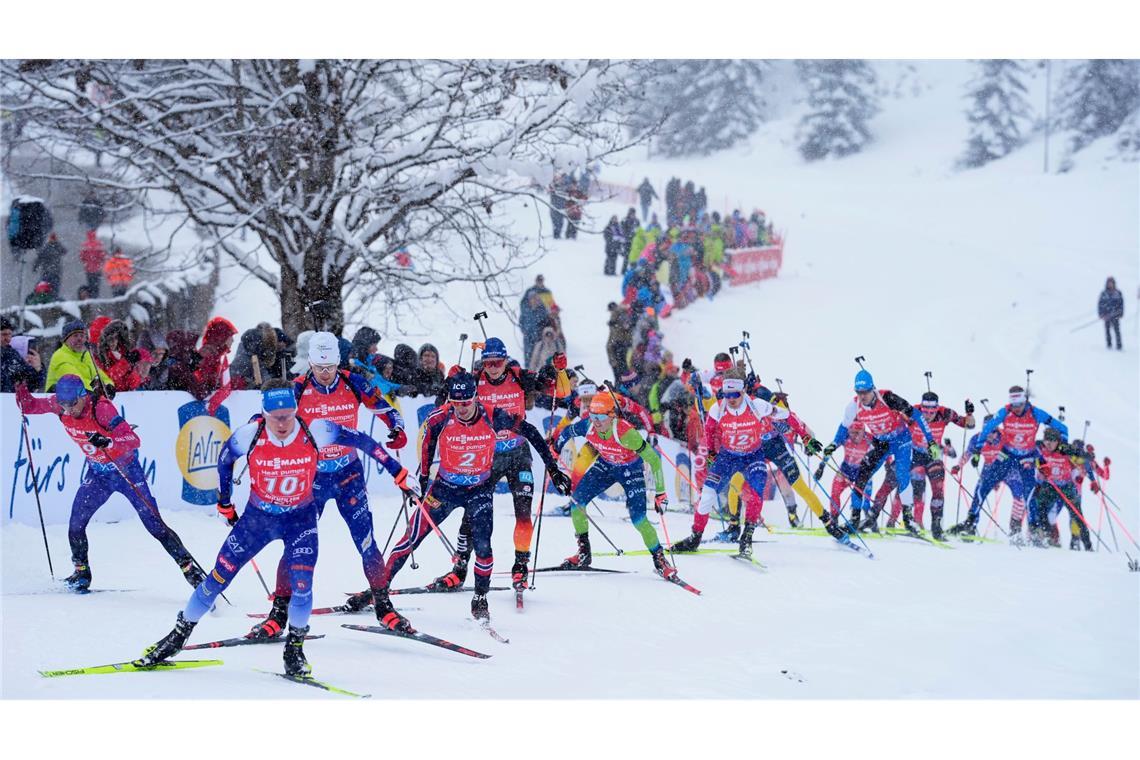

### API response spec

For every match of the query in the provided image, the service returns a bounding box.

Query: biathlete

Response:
[135,380,418,676]
[251,332,407,636]
[16,376,204,592]
[552,393,676,576]
[370,372,572,628]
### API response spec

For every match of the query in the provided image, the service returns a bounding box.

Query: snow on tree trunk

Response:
[958,60,1035,169]
[795,60,881,162]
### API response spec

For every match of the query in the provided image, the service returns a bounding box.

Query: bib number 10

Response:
[263,476,304,496]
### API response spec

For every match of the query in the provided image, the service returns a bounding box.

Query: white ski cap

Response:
[308,331,340,365]
[577,383,598,397]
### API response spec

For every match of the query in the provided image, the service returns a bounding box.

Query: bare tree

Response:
[1,59,640,334]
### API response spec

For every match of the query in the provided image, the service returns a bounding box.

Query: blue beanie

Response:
[448,371,478,401]
[61,320,86,341]
[481,337,508,359]
[854,370,875,392]
[262,387,297,412]
[55,374,89,404]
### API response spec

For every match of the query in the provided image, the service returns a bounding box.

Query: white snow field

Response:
[3,61,1137,699]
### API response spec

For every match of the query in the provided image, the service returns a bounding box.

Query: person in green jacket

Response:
[626,225,660,270]
[552,392,677,579]
[44,320,113,392]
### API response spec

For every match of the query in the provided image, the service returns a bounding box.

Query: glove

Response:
[951,465,961,476]
[418,474,430,496]
[970,453,981,469]
[745,371,759,389]
[654,492,668,514]
[1090,480,1101,494]
[803,437,823,456]
[814,462,826,481]
[822,443,838,458]
[646,433,659,447]
[394,468,421,498]
[928,442,942,459]
[217,501,238,526]
[387,427,408,449]
[549,468,573,495]
[964,399,975,414]
[552,352,567,371]
[86,431,113,449]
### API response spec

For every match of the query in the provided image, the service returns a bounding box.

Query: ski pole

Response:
[473,311,489,341]
[1025,368,1034,399]
[1039,478,1112,553]
[945,468,1014,544]
[1096,489,1140,550]
[1097,492,1119,551]
[954,404,972,524]
[529,401,561,590]
[455,333,469,370]
[923,371,932,393]
[401,493,419,570]
[795,450,873,555]
[739,331,757,376]
[583,507,625,555]
[409,479,458,557]
[20,414,55,579]
[247,556,272,600]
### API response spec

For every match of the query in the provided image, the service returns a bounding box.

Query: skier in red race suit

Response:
[429,337,566,593]
[16,375,204,592]
[135,379,418,676]
[372,371,572,628]
[251,332,408,637]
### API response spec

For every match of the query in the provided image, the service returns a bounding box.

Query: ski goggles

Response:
[450,397,478,409]
[721,391,742,400]
[590,413,613,423]
[481,358,506,369]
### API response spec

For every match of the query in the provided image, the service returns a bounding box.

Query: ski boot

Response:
[558,534,592,569]
[553,504,572,517]
[373,587,414,633]
[885,517,897,529]
[1048,525,1061,548]
[283,624,311,677]
[180,559,206,588]
[948,515,978,537]
[427,554,469,591]
[819,511,845,540]
[64,563,92,593]
[786,508,800,528]
[650,546,677,579]
[249,594,290,639]
[859,512,880,534]
[471,593,490,621]
[135,612,196,667]
[511,550,530,591]
[1070,535,1080,551]
[930,507,945,541]
[714,522,740,543]
[670,529,704,552]
[901,507,922,536]
[846,511,862,535]
[738,522,756,556]
[343,589,373,612]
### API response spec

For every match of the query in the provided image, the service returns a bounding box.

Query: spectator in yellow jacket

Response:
[44,320,113,392]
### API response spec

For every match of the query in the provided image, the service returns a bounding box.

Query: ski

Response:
[532,565,629,574]
[341,624,491,659]
[474,618,510,644]
[390,585,511,595]
[599,547,763,557]
[515,588,524,611]
[834,533,874,559]
[255,669,370,698]
[663,573,702,595]
[39,659,223,678]
[729,553,767,571]
[184,634,325,650]
[10,588,135,597]
[884,528,953,549]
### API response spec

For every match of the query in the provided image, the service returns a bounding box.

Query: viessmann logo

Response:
[269,457,312,468]
[306,402,355,417]
[450,432,493,446]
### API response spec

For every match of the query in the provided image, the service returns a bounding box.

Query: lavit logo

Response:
[176,414,231,491]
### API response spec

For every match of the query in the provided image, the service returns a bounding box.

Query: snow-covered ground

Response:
[3,60,1137,700]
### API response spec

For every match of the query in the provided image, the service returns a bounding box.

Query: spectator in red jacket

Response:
[95,318,144,391]
[195,316,238,410]
[79,229,107,296]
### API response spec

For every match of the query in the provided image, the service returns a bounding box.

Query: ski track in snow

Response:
[5,61,1138,699]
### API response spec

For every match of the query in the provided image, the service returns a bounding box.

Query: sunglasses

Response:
[58,398,83,410]
[482,358,506,368]
[451,398,476,407]
[590,413,612,423]
[722,391,742,399]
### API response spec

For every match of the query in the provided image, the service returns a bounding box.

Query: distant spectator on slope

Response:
[76,285,93,301]
[105,248,134,297]
[665,177,681,227]
[549,172,568,239]
[33,232,65,297]
[637,177,658,221]
[529,325,565,371]
[606,302,634,382]
[1098,276,1124,351]
[77,192,106,230]
[413,343,447,398]
[520,287,553,368]
[565,183,585,240]
[351,326,381,364]
[602,215,624,276]
[231,323,280,387]
[620,209,639,275]
[79,229,107,296]
[25,281,57,305]
[391,343,421,393]
[95,318,144,391]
